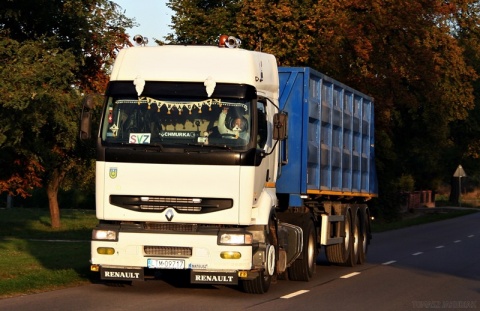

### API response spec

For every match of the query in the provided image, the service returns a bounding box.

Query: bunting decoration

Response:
[116,98,224,114]
[114,98,247,115]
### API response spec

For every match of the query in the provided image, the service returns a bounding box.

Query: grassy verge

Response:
[0,208,98,298]
[371,208,479,233]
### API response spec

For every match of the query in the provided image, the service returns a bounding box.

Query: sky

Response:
[113,0,173,45]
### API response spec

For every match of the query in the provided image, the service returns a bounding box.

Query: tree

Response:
[164,0,241,45]
[0,38,79,227]
[449,1,480,187]
[2,0,134,92]
[0,0,134,227]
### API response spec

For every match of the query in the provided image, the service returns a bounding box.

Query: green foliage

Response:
[165,0,241,45]
[397,175,415,192]
[0,1,134,226]
[0,38,78,197]
[1,0,135,92]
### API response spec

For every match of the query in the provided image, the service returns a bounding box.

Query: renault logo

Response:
[165,209,174,221]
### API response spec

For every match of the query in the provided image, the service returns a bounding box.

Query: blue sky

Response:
[114,0,173,44]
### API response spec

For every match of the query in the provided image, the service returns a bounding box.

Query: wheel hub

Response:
[266,244,275,276]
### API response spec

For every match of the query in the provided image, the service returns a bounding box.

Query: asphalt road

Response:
[1,211,479,311]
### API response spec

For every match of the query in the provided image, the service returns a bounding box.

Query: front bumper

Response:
[91,230,254,283]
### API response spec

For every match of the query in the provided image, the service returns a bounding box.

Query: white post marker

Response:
[453,165,467,207]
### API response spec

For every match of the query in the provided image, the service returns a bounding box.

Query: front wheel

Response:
[241,212,277,294]
[241,267,272,294]
[288,219,317,281]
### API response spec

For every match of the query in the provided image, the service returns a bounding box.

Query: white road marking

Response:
[467,235,474,238]
[281,290,310,299]
[340,272,360,279]
[382,260,396,265]
[412,252,423,256]
[454,240,461,243]
[435,245,444,249]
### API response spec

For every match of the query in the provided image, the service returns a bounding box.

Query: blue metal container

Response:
[276,67,377,206]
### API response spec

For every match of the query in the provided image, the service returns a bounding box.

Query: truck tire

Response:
[325,208,356,266]
[241,212,277,294]
[351,211,361,265]
[241,269,272,294]
[288,219,317,281]
[357,206,370,265]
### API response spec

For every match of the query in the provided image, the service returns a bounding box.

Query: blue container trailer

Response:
[274,67,377,276]
[277,67,377,205]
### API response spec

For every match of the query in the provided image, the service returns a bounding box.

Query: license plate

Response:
[147,259,185,269]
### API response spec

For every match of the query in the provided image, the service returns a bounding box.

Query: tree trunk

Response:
[46,168,66,229]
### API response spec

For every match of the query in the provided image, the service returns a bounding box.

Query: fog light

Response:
[97,247,115,255]
[220,251,241,259]
[238,271,248,277]
[90,264,100,272]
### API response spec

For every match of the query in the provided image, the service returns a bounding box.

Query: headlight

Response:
[219,232,252,245]
[92,229,118,241]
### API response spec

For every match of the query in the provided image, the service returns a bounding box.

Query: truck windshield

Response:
[100,96,252,149]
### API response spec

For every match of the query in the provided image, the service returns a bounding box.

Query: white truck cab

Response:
[85,38,287,293]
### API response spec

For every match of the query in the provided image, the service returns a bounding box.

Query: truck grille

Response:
[110,195,232,214]
[144,246,192,257]
[142,197,201,211]
[145,223,198,232]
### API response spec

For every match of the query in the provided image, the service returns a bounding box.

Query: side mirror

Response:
[79,95,94,140]
[80,110,92,140]
[273,112,288,141]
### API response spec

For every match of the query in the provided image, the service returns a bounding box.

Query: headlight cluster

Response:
[92,229,118,241]
[219,232,252,245]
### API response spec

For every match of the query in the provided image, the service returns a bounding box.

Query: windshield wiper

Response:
[144,142,165,152]
[105,141,165,152]
[185,143,232,151]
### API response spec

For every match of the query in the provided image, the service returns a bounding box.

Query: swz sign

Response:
[129,133,151,144]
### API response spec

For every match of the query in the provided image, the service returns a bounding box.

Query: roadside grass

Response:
[371,208,479,233]
[0,207,478,299]
[0,208,98,298]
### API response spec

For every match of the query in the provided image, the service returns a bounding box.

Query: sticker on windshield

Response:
[129,133,151,144]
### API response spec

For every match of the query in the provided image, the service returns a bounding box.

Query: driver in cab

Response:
[218,107,249,141]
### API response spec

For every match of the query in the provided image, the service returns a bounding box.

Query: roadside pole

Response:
[453,165,467,207]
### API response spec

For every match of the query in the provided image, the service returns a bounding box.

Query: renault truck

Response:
[80,35,377,294]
